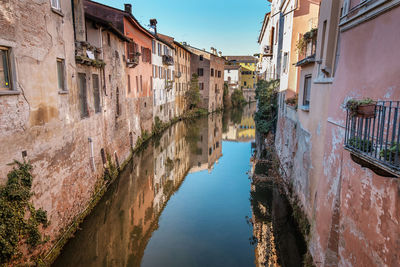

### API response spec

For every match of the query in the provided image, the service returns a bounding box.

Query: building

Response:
[151,32,175,123]
[0,0,136,261]
[225,56,257,90]
[84,0,154,133]
[185,45,225,112]
[173,41,192,117]
[224,64,242,99]
[261,0,400,266]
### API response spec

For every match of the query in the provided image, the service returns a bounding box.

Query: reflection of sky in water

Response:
[53,108,256,267]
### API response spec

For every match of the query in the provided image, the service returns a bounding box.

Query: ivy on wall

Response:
[0,161,48,264]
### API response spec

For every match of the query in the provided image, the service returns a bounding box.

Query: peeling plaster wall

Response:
[0,0,139,260]
[275,5,400,266]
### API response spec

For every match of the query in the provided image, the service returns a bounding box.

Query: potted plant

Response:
[348,137,373,153]
[345,98,376,118]
[379,142,400,162]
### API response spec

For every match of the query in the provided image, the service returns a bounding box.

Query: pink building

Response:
[275,0,400,265]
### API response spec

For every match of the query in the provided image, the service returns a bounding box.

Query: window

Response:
[51,0,61,10]
[127,42,138,62]
[211,68,214,77]
[244,81,247,86]
[107,33,111,46]
[93,74,101,113]
[140,75,143,92]
[0,47,11,91]
[198,68,204,76]
[199,83,204,90]
[116,88,120,117]
[136,76,139,93]
[78,73,88,118]
[303,75,312,107]
[128,74,131,93]
[56,58,65,91]
[199,55,203,61]
[283,52,288,73]
[217,71,221,78]
[158,43,162,56]
[152,40,156,54]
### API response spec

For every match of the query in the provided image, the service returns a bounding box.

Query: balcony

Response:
[75,41,105,68]
[296,29,317,67]
[126,52,140,68]
[344,100,400,177]
[162,55,174,66]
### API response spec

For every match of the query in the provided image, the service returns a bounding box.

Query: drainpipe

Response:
[88,137,96,172]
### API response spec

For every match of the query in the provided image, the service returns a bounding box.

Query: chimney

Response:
[218,51,222,57]
[124,4,132,14]
[150,19,158,35]
[183,42,187,46]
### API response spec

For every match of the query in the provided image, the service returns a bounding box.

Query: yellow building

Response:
[225,56,257,89]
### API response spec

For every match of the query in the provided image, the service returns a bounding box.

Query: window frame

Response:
[0,46,13,92]
[303,75,312,107]
[92,73,101,113]
[51,0,61,11]
[56,58,67,92]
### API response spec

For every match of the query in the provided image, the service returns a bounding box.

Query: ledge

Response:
[0,90,20,96]
[58,90,69,95]
[296,55,316,67]
[345,147,400,178]
[300,105,310,112]
[51,8,64,17]
[313,77,334,84]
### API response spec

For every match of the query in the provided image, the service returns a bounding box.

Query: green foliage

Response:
[0,161,48,264]
[345,98,375,117]
[185,74,201,109]
[296,28,317,53]
[231,89,246,107]
[223,82,231,109]
[348,137,373,152]
[379,142,400,162]
[254,79,280,136]
[153,116,163,134]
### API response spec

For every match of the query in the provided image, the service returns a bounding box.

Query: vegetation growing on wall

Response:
[0,161,49,264]
[223,82,231,109]
[185,74,201,109]
[254,79,280,136]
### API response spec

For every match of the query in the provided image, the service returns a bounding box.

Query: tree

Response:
[254,79,280,136]
[231,89,246,107]
[185,74,201,109]
[223,82,231,109]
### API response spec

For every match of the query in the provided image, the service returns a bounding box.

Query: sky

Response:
[95,0,271,56]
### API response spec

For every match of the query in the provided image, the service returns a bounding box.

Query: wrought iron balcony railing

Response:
[344,100,400,177]
[162,55,174,66]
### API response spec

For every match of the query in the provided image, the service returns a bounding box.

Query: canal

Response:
[53,103,306,267]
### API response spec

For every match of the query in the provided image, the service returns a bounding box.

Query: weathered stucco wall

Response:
[0,0,140,261]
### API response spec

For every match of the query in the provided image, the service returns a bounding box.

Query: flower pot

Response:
[356,103,376,118]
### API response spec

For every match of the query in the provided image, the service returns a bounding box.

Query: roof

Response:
[184,44,225,60]
[84,0,154,39]
[152,33,175,50]
[173,41,192,54]
[225,56,258,63]
[258,12,271,44]
[85,13,130,42]
[224,65,241,70]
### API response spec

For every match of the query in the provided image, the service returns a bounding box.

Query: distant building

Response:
[185,45,225,112]
[173,41,192,117]
[225,56,257,90]
[224,64,241,92]
[151,33,175,123]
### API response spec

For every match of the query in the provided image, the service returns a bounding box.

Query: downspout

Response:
[88,137,96,172]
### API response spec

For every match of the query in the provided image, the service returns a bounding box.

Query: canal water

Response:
[53,103,305,267]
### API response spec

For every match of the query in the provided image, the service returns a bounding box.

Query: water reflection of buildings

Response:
[189,114,223,173]
[54,116,224,267]
[223,104,257,142]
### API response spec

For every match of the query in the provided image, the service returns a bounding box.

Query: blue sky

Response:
[95,0,270,56]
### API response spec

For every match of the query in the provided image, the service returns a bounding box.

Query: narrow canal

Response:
[53,103,306,267]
